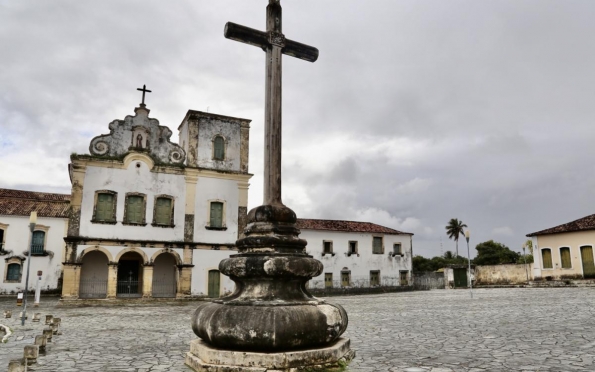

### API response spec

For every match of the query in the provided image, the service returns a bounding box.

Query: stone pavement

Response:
[0,288,593,371]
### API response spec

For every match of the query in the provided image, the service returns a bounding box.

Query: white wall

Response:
[79,160,186,241]
[193,177,239,244]
[191,249,236,296]
[0,215,66,294]
[302,230,413,288]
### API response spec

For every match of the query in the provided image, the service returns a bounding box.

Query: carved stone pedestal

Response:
[187,205,352,371]
[185,338,354,372]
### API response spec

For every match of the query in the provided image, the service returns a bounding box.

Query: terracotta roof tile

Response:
[296,218,412,235]
[0,188,70,218]
[527,214,595,237]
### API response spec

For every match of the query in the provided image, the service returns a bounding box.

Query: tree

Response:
[520,239,534,264]
[445,218,467,257]
[473,240,520,265]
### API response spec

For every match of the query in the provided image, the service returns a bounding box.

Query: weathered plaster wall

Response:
[0,215,66,293]
[193,176,239,244]
[533,231,595,279]
[196,117,242,172]
[474,263,533,285]
[304,230,413,288]
[79,160,186,241]
[190,249,236,296]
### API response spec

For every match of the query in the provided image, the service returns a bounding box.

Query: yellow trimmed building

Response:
[527,214,595,280]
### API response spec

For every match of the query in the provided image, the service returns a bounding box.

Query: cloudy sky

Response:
[2,0,595,257]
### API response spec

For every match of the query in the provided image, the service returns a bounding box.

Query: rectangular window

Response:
[393,243,402,255]
[126,195,145,224]
[31,231,45,255]
[341,272,350,287]
[155,197,173,225]
[7,263,20,281]
[560,247,572,269]
[370,270,380,286]
[542,249,553,269]
[214,136,225,160]
[210,202,224,228]
[323,241,333,254]
[373,237,383,254]
[0,229,4,251]
[348,241,357,254]
[325,273,333,288]
[96,193,115,222]
[400,271,409,286]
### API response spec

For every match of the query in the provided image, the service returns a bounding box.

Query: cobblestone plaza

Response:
[1,288,593,371]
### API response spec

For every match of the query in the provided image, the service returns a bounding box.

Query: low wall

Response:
[413,272,445,290]
[475,263,533,285]
[308,285,414,297]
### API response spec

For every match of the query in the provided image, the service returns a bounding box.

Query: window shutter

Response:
[126,196,144,224]
[155,198,172,225]
[373,237,383,254]
[7,263,20,281]
[560,248,571,269]
[214,137,225,160]
[542,249,553,269]
[97,193,114,221]
[210,202,223,227]
[31,231,45,254]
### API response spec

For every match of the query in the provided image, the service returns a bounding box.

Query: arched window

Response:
[31,231,45,255]
[213,136,225,160]
[560,247,572,269]
[6,263,20,281]
[542,248,553,269]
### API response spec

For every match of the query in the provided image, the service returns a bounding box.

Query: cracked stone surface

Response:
[0,288,593,371]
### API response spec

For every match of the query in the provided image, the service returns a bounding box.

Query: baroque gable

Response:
[89,105,185,165]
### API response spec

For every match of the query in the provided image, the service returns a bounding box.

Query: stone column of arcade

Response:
[185,1,353,371]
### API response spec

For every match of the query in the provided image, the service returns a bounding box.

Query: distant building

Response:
[0,100,414,298]
[0,189,69,293]
[527,214,595,280]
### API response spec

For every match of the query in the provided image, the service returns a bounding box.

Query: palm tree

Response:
[445,218,467,257]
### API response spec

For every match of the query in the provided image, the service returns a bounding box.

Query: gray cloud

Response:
[2,0,595,257]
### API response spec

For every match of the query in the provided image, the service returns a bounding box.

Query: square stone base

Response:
[185,338,354,372]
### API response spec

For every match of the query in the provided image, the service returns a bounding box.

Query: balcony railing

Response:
[31,244,44,255]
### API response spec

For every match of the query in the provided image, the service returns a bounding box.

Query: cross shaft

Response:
[225,0,318,206]
[137,84,152,105]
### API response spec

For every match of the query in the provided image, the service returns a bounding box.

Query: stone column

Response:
[60,264,81,300]
[142,265,154,298]
[177,265,193,297]
[107,263,118,299]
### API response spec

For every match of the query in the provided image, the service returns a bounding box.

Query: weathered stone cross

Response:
[136,84,152,105]
[225,0,318,207]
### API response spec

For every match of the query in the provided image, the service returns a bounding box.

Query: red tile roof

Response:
[296,218,412,235]
[0,189,70,218]
[527,214,595,237]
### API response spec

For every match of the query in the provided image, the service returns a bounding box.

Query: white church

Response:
[0,99,413,299]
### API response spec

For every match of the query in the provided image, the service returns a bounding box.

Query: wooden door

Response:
[341,272,350,287]
[581,246,595,278]
[208,270,221,298]
[453,268,467,288]
[400,271,408,286]
[325,273,333,288]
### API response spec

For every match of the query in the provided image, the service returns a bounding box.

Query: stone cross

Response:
[225,0,318,206]
[136,84,152,106]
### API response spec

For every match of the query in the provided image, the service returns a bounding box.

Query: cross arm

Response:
[224,22,319,63]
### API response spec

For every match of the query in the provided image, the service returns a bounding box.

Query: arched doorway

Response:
[117,252,144,298]
[80,251,109,299]
[208,269,221,298]
[152,253,177,298]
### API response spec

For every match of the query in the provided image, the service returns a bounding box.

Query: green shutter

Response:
[96,193,114,221]
[31,231,45,254]
[214,137,225,160]
[155,198,172,225]
[126,196,144,224]
[542,249,553,269]
[560,248,572,269]
[210,202,223,228]
[373,237,383,254]
[208,270,220,298]
[7,263,20,281]
[581,246,595,278]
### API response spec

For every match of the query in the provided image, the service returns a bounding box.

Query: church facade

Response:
[0,100,413,299]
